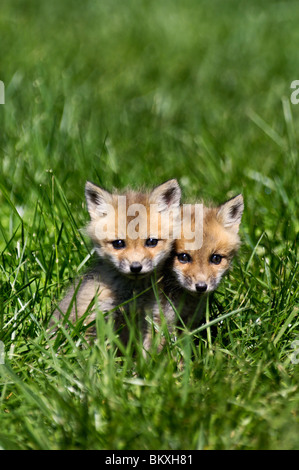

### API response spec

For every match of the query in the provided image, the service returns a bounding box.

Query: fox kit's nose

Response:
[195,282,207,293]
[130,262,142,273]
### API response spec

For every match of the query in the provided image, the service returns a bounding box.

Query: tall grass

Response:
[0,0,298,450]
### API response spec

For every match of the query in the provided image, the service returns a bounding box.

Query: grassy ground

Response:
[0,0,298,450]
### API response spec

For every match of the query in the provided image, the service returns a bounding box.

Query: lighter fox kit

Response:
[145,194,244,349]
[51,179,181,341]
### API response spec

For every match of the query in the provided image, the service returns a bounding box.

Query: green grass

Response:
[0,0,298,450]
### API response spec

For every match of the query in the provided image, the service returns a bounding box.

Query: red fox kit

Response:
[51,179,181,341]
[145,194,244,349]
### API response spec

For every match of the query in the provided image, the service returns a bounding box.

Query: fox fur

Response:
[143,194,244,351]
[50,179,181,343]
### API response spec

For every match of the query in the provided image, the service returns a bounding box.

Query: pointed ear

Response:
[85,181,113,219]
[217,194,244,232]
[149,179,181,212]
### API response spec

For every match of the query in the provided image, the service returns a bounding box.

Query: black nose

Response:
[130,262,142,273]
[195,282,207,293]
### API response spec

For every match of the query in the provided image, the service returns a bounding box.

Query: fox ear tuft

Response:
[149,179,181,212]
[85,181,113,219]
[217,194,244,232]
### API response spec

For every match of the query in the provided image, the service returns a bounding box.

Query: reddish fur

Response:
[173,205,241,291]
[144,195,244,352]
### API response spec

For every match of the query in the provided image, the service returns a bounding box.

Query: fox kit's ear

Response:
[149,179,181,212]
[217,194,244,233]
[85,181,113,219]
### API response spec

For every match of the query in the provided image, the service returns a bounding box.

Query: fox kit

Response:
[145,194,244,350]
[51,179,181,342]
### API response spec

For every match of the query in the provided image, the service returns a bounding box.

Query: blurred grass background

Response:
[1,0,298,195]
[0,0,298,450]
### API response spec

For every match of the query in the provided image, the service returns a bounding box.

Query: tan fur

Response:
[144,194,244,351]
[50,179,181,343]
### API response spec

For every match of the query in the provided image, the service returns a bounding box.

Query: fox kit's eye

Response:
[145,238,158,247]
[112,240,126,249]
[210,254,222,265]
[177,253,192,264]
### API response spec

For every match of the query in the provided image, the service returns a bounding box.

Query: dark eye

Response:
[145,238,158,247]
[210,254,222,265]
[112,240,126,249]
[177,253,192,264]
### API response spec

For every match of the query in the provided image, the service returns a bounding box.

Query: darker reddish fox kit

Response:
[51,180,243,351]
[146,194,244,349]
